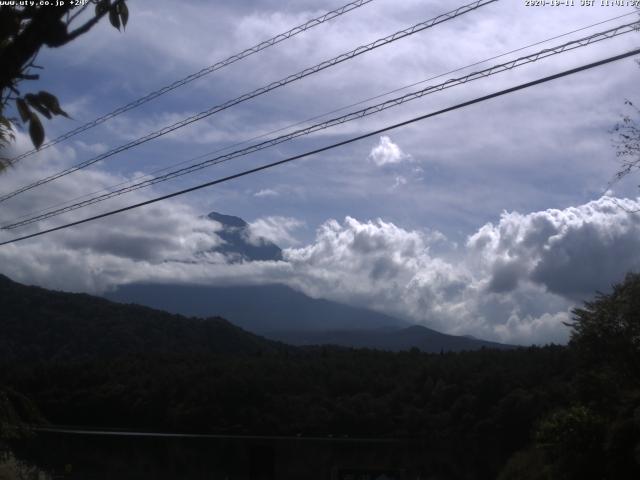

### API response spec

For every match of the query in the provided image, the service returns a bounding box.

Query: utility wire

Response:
[8,10,636,227]
[0,0,498,204]
[8,0,376,164]
[2,47,638,247]
[3,20,638,231]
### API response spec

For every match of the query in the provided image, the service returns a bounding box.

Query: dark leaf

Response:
[118,1,129,29]
[37,91,70,118]
[28,114,45,149]
[109,7,121,30]
[25,93,52,119]
[15,98,31,123]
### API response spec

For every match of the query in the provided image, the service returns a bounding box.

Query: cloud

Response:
[284,197,640,343]
[283,215,578,345]
[392,175,408,189]
[254,188,279,198]
[1,132,637,345]
[467,196,640,299]
[247,216,304,246]
[73,140,109,155]
[0,133,223,292]
[368,136,411,166]
[284,216,472,327]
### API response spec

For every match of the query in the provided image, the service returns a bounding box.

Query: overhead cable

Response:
[1,46,638,247]
[0,0,498,204]
[3,20,638,230]
[8,10,636,227]
[8,0,376,164]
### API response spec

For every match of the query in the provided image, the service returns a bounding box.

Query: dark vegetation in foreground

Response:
[0,273,639,479]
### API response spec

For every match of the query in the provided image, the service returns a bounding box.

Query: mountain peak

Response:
[205,211,282,262]
[207,211,247,229]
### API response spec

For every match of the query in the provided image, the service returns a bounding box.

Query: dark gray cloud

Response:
[488,260,524,293]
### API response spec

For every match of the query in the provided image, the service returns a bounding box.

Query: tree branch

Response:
[64,13,104,43]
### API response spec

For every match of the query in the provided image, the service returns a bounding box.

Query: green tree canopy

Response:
[568,272,640,378]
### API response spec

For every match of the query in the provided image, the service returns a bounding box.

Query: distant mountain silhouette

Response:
[0,274,279,364]
[206,211,282,262]
[106,283,408,333]
[105,210,512,352]
[106,283,512,352]
[267,325,514,353]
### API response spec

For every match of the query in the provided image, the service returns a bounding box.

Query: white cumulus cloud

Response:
[282,216,579,345]
[368,136,411,167]
[467,196,640,299]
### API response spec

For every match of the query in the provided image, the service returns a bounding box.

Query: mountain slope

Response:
[106,282,409,333]
[0,274,279,364]
[106,283,513,352]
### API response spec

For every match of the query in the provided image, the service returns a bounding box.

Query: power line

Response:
[8,0,376,164]
[8,10,636,228]
[4,20,637,230]
[2,46,638,248]
[0,0,498,204]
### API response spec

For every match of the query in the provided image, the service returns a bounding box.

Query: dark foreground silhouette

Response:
[1,273,639,479]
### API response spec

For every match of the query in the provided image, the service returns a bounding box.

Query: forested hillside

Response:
[1,273,639,479]
[0,274,280,362]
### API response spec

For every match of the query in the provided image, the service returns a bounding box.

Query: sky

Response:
[1,0,640,345]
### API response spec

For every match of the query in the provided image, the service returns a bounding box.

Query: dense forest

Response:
[1,273,639,479]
